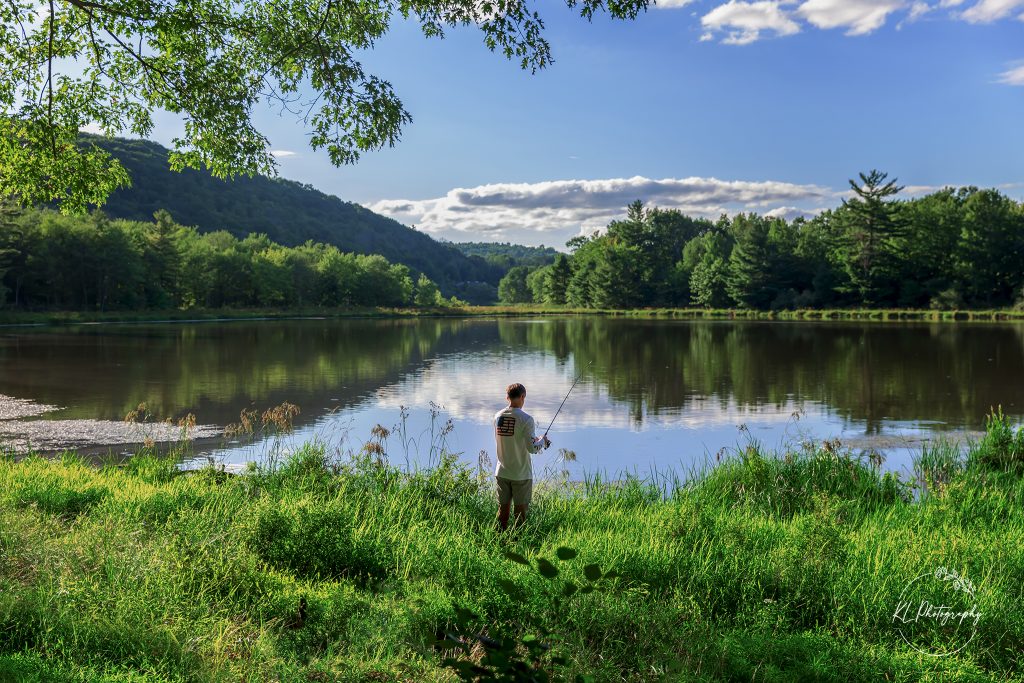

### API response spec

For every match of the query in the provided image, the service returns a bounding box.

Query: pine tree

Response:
[146,210,183,307]
[837,170,905,306]
[548,254,571,305]
[726,215,774,308]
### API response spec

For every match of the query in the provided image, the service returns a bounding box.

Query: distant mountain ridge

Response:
[87,136,502,300]
[450,241,559,269]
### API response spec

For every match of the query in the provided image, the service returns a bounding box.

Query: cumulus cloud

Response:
[961,0,1024,22]
[369,175,833,246]
[690,0,1024,44]
[902,1,935,23]
[796,0,908,35]
[701,1,801,44]
[997,62,1024,85]
[764,206,827,220]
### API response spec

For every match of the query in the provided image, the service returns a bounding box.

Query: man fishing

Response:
[494,383,549,531]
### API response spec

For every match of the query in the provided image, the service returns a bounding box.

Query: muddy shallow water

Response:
[0,394,219,453]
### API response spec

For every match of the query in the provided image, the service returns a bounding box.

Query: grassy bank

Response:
[2,416,1024,682]
[3,306,1024,328]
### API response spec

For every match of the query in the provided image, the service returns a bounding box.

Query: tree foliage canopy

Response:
[497,173,1024,311]
[0,203,452,310]
[0,0,647,211]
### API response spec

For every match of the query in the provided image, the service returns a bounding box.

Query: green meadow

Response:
[1,414,1023,682]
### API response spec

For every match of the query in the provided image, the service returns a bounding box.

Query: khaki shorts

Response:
[496,477,533,506]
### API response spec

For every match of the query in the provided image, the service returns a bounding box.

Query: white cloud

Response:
[961,0,1024,22]
[765,206,826,220]
[904,1,935,22]
[701,1,801,44]
[370,175,833,246]
[901,184,945,195]
[368,175,1024,247]
[691,0,1024,44]
[797,0,907,35]
[271,149,297,158]
[997,62,1024,85]
[654,0,698,7]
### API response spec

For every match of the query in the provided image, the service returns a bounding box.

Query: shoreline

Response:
[2,305,1024,328]
[0,394,991,473]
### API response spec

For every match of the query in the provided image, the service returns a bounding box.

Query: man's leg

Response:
[512,502,528,527]
[498,502,511,531]
[511,479,532,527]
[496,477,512,531]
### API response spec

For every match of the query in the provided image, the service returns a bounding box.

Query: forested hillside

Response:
[451,241,559,269]
[503,172,1024,311]
[0,204,459,311]
[85,137,502,301]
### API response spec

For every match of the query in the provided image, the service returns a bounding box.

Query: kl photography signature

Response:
[892,567,983,657]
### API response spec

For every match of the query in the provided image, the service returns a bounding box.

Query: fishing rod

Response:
[541,360,593,448]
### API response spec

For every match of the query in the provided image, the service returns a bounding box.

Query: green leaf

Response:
[555,546,578,561]
[454,606,479,624]
[497,578,525,600]
[536,558,559,579]
[583,563,602,581]
[503,550,530,565]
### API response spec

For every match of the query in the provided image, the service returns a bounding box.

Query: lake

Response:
[2,317,1022,480]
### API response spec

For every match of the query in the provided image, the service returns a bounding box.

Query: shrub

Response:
[246,495,394,580]
[689,441,910,519]
[968,407,1024,473]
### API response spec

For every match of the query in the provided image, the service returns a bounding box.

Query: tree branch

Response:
[47,0,55,152]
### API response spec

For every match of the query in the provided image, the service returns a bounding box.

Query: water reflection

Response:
[1,318,1022,473]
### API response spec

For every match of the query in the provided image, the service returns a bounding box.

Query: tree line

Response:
[0,205,460,311]
[500,172,1024,310]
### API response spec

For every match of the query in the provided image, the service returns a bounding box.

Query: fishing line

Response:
[541,360,593,447]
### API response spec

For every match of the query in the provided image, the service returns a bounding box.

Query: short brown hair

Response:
[506,383,526,400]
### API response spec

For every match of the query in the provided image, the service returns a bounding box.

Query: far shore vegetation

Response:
[1,409,1023,681]
[4,306,1024,328]
[499,172,1024,313]
[4,171,1024,321]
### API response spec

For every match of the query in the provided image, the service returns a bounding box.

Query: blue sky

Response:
[148,1,1024,247]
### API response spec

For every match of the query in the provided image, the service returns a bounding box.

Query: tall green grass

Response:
[1,421,1023,681]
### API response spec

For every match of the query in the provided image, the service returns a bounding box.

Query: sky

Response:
[145,1,1024,248]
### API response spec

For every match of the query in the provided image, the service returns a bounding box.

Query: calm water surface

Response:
[2,317,1023,479]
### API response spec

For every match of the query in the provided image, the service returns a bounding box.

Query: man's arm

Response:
[525,416,549,453]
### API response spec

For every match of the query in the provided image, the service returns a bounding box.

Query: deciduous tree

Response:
[1,0,647,211]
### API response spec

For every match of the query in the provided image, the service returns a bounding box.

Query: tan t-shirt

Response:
[494,406,542,480]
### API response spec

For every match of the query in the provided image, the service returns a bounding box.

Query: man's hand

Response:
[543,436,551,450]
